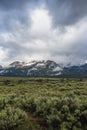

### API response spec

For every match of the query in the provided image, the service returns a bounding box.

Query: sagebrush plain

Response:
[0,77,87,130]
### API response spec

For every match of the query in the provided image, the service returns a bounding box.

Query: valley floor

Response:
[0,77,87,130]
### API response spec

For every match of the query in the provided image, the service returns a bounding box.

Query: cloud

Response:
[0,0,28,10]
[0,0,87,26]
[0,47,9,65]
[0,0,87,66]
[46,0,87,27]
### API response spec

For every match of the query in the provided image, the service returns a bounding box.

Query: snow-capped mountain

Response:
[0,60,63,77]
[1,60,87,77]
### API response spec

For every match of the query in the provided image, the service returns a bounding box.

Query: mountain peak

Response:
[0,60,63,77]
[8,61,24,68]
[0,60,87,77]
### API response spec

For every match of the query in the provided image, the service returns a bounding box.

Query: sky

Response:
[0,0,87,66]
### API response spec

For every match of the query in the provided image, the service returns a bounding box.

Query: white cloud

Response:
[0,6,87,66]
[0,47,9,65]
[30,8,51,35]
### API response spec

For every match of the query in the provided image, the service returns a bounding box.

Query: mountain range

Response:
[0,60,87,78]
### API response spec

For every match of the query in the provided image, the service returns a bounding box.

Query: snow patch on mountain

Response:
[53,66,62,72]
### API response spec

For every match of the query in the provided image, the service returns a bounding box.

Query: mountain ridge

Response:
[0,60,87,77]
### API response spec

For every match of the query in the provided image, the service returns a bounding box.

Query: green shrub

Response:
[0,106,26,130]
[0,97,9,110]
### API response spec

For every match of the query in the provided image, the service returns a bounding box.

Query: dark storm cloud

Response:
[0,11,29,33]
[0,0,87,27]
[0,0,42,32]
[46,0,87,26]
[0,0,42,10]
[0,0,28,10]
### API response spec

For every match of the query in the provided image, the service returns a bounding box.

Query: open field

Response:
[0,77,87,130]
